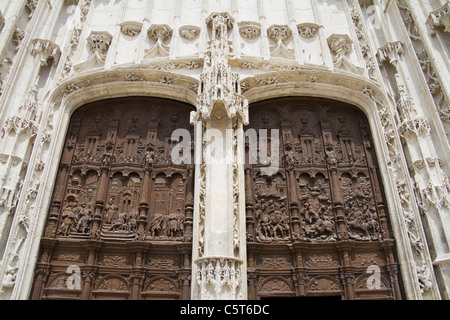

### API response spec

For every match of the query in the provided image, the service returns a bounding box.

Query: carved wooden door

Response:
[31,97,194,300]
[245,98,404,300]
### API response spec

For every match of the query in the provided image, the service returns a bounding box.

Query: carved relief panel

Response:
[32,97,194,300]
[245,98,403,300]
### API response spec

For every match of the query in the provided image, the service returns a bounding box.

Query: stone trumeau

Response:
[191,11,248,300]
[0,0,448,301]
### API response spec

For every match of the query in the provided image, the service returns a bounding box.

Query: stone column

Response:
[191,12,249,300]
[244,167,255,241]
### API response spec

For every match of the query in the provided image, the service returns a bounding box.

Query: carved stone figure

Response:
[104,198,119,224]
[75,203,93,233]
[59,203,77,236]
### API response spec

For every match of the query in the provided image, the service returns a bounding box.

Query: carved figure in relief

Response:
[301,198,336,241]
[101,151,112,167]
[284,148,297,167]
[59,203,77,236]
[168,209,184,238]
[144,149,155,167]
[148,210,184,240]
[127,211,137,232]
[104,198,119,224]
[271,204,290,240]
[255,196,290,242]
[149,213,165,237]
[325,148,338,166]
[345,200,380,240]
[109,212,128,231]
[341,174,381,240]
[75,202,93,234]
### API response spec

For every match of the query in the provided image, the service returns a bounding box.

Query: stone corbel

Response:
[376,41,404,64]
[145,24,173,59]
[74,31,112,72]
[426,2,450,35]
[30,39,61,66]
[206,12,234,31]
[87,31,113,55]
[120,21,142,37]
[267,25,294,59]
[238,21,261,40]
[327,34,362,74]
[179,25,201,41]
[297,23,321,39]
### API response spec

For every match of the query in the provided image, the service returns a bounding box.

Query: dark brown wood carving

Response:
[245,98,404,300]
[30,97,194,300]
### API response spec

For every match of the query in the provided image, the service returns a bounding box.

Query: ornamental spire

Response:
[191,12,248,125]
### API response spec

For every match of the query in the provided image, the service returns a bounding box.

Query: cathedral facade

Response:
[0,0,449,300]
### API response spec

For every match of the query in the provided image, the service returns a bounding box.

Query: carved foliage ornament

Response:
[179,25,201,41]
[267,25,294,59]
[147,24,173,42]
[87,31,112,54]
[145,25,173,59]
[267,25,292,42]
[238,21,261,40]
[297,23,321,39]
[327,34,363,74]
[120,21,142,37]
[195,257,242,299]
[327,34,353,57]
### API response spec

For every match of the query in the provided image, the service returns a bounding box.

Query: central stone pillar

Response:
[191,12,248,300]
